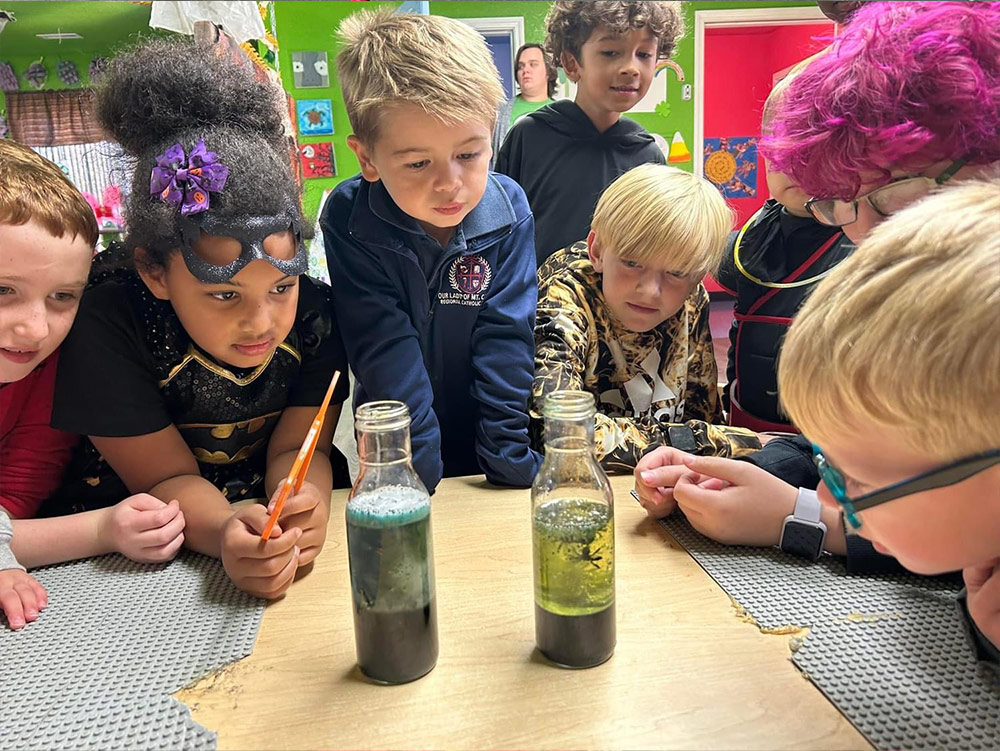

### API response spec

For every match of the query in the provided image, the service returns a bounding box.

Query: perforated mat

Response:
[0,550,264,750]
[660,513,1000,750]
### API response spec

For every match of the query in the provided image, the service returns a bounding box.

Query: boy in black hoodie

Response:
[495,1,683,264]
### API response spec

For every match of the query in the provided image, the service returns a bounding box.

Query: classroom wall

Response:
[270,0,819,224]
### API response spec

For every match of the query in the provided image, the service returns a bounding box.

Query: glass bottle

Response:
[531,390,616,668]
[346,400,438,684]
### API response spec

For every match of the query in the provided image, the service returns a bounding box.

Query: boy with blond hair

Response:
[496,1,683,263]
[779,181,1000,658]
[533,164,761,473]
[322,9,541,493]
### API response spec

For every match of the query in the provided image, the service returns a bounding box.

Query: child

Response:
[0,140,185,629]
[323,10,540,493]
[634,1,999,567]
[42,39,350,601]
[495,1,682,263]
[533,164,762,474]
[716,58,855,433]
[778,181,1000,658]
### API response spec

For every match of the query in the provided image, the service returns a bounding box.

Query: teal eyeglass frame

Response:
[810,445,1000,530]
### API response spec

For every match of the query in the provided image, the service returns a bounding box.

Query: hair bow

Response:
[149,139,229,215]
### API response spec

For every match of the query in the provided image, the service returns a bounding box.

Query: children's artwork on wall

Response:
[296,98,334,136]
[632,60,685,114]
[703,136,758,198]
[291,51,329,89]
[57,60,81,87]
[23,60,48,89]
[0,62,19,92]
[299,141,336,179]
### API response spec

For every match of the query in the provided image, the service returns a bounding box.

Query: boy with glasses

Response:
[634,0,999,570]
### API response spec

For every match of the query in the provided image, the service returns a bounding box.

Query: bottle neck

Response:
[544,414,595,454]
[358,425,412,467]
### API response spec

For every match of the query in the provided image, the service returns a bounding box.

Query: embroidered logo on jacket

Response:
[439,254,492,306]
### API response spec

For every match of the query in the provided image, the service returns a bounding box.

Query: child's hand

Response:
[267,479,329,567]
[633,447,697,518]
[0,569,47,630]
[964,558,1000,650]
[100,494,186,563]
[672,456,797,547]
[221,505,302,600]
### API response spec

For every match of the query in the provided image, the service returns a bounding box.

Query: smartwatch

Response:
[779,488,827,561]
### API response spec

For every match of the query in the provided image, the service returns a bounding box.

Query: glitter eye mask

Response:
[150,139,307,283]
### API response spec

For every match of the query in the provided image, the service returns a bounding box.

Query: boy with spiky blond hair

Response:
[533,164,762,473]
[322,9,541,493]
[779,181,1000,657]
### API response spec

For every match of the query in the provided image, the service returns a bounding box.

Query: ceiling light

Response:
[36,32,83,40]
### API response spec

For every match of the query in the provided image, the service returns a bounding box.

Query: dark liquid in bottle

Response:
[347,487,437,684]
[354,599,438,684]
[535,601,616,668]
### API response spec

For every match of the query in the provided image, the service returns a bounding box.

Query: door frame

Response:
[458,16,526,98]
[693,5,832,177]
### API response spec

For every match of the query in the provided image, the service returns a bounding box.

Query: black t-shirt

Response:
[43,261,350,515]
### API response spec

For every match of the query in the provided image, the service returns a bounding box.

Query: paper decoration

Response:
[667,131,691,164]
[291,51,329,89]
[633,59,686,114]
[24,61,47,89]
[58,60,80,87]
[703,136,758,198]
[89,57,109,84]
[296,98,334,136]
[299,142,336,179]
[0,62,18,92]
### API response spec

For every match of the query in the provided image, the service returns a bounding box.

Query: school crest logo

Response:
[440,254,492,306]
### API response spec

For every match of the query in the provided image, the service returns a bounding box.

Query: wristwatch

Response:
[779,488,827,561]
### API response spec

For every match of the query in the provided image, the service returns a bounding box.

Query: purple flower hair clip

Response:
[149,139,229,215]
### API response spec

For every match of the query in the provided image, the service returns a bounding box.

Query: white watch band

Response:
[793,488,822,524]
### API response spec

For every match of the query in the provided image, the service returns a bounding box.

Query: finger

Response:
[145,532,186,562]
[243,546,301,598]
[137,510,187,547]
[245,527,303,561]
[28,578,48,610]
[965,559,1000,592]
[0,590,26,629]
[13,582,40,621]
[638,465,690,491]
[644,496,678,520]
[683,455,757,485]
[698,477,728,491]
[125,493,168,512]
[267,479,290,515]
[276,490,321,520]
[635,446,695,473]
[673,478,727,512]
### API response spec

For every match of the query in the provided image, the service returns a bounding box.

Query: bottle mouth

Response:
[356,400,411,431]
[543,390,595,420]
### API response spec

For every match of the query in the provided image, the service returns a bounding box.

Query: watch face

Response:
[780,521,826,561]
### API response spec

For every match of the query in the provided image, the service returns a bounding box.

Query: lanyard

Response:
[733,208,841,289]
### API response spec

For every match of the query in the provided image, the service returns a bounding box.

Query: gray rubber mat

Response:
[661,513,1000,750]
[0,550,264,750]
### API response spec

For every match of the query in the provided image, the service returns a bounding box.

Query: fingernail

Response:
[640,471,654,482]
[293,545,301,557]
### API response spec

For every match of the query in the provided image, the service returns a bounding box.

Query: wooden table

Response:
[175,475,870,750]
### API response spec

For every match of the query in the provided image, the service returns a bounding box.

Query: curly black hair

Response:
[97,38,299,270]
[545,1,685,67]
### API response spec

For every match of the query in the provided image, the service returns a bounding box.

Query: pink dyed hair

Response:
[761,1,1000,199]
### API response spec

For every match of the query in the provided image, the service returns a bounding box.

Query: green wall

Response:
[273,0,817,223]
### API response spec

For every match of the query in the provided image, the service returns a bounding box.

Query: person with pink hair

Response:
[634,1,999,575]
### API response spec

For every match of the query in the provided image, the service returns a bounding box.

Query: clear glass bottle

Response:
[531,390,616,668]
[346,400,438,684]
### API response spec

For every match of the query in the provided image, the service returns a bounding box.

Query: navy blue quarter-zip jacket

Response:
[321,173,542,493]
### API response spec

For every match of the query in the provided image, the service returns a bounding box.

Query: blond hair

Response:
[0,139,98,247]
[591,164,733,279]
[778,180,1000,460]
[336,9,505,145]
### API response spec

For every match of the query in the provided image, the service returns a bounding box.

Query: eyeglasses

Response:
[805,159,967,228]
[811,444,1000,531]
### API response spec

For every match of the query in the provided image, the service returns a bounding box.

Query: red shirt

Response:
[0,351,79,518]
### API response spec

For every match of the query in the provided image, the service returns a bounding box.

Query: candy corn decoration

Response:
[667,131,691,164]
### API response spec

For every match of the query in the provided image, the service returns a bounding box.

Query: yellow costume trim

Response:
[733,208,838,290]
[159,342,300,388]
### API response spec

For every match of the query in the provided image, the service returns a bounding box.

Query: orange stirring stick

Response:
[261,370,341,541]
